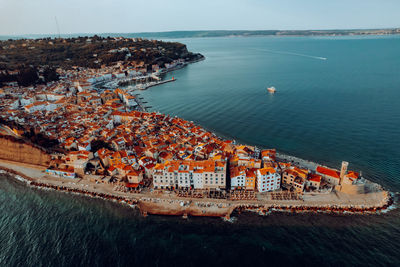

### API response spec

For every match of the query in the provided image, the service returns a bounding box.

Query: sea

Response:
[1,35,400,266]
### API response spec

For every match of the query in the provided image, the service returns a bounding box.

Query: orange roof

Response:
[230,166,246,178]
[154,164,165,170]
[308,173,322,183]
[261,149,276,157]
[127,170,141,176]
[346,171,359,179]
[125,183,139,188]
[246,168,256,178]
[216,161,225,167]
[316,166,340,178]
[258,167,276,175]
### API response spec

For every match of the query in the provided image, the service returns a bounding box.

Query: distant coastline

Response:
[1,28,400,40]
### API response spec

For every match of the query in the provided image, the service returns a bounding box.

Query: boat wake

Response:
[253,48,327,61]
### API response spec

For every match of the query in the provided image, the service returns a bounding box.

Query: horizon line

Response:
[1,27,400,38]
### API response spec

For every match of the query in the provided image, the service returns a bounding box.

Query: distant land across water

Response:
[1,34,400,267]
[1,28,400,40]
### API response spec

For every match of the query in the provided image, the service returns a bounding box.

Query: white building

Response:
[256,167,281,192]
[153,160,226,190]
[20,97,35,106]
[24,101,57,113]
[230,166,246,190]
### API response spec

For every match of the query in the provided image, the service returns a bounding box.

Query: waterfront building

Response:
[339,161,349,184]
[256,167,281,192]
[261,149,276,161]
[282,167,309,193]
[153,160,226,190]
[283,169,302,191]
[316,163,360,186]
[245,168,257,190]
[339,161,360,184]
[316,166,341,185]
[306,173,322,190]
[230,165,247,190]
[126,169,144,184]
[344,171,359,184]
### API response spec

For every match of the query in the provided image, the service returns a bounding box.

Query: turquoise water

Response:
[1,36,400,266]
[141,36,400,190]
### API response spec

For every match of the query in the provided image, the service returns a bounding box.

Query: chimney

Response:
[340,161,348,185]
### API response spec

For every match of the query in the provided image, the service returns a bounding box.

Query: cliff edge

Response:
[0,135,51,167]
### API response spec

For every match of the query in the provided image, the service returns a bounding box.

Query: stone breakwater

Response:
[137,193,394,219]
[235,197,394,216]
[29,181,139,206]
[0,165,395,219]
[0,167,138,207]
[137,198,235,217]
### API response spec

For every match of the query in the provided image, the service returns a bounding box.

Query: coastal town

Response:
[0,37,392,218]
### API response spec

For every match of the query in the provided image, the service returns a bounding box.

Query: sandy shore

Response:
[0,159,394,218]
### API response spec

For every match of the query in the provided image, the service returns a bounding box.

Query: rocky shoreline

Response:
[0,163,395,220]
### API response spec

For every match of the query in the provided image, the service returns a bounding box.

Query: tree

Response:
[85,162,95,173]
[91,139,112,152]
[17,67,39,86]
[42,67,59,83]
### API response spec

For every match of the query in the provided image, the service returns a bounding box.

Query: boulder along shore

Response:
[0,160,395,219]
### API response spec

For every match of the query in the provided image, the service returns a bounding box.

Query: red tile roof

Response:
[308,173,322,183]
[316,166,340,179]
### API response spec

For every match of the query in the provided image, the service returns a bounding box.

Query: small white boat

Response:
[267,86,276,93]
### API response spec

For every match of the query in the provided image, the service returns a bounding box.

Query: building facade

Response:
[256,167,281,192]
[153,160,226,190]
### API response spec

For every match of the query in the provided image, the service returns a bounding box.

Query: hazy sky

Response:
[0,0,399,35]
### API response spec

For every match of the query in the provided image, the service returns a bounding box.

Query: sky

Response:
[0,0,399,35]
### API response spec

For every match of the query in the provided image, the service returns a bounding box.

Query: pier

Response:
[134,97,147,112]
[143,77,176,90]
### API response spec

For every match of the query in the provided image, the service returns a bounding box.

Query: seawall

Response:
[0,159,394,219]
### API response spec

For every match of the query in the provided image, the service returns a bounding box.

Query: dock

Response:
[141,78,176,90]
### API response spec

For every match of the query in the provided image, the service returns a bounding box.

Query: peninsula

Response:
[0,36,392,219]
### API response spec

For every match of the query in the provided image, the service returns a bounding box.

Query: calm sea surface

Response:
[1,36,400,266]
